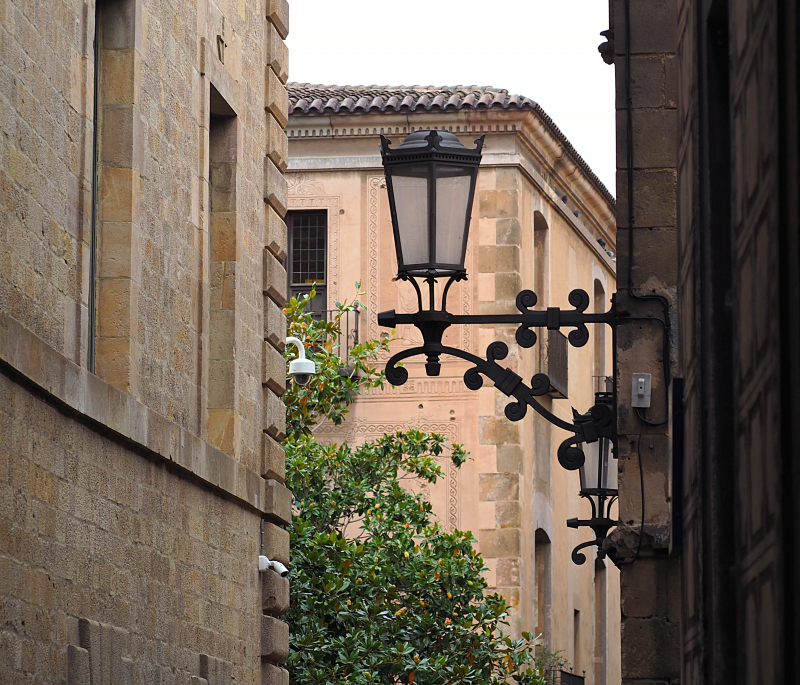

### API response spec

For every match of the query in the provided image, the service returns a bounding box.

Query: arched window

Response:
[533,212,548,305]
[534,528,552,647]
[594,557,608,685]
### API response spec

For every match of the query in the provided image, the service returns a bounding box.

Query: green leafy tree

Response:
[283,289,545,685]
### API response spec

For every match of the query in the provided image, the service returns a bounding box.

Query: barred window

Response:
[287,211,327,311]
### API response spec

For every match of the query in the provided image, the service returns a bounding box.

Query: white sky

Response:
[285,0,616,194]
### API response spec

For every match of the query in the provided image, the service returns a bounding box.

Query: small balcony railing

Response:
[542,329,569,399]
[545,669,585,684]
[316,308,360,370]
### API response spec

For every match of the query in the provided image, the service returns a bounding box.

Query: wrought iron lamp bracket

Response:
[378,277,617,474]
[566,491,619,565]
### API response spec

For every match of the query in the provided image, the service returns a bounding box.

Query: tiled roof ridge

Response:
[287,83,615,207]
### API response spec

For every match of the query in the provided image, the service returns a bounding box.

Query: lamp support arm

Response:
[383,339,614,473]
[378,282,620,566]
[379,288,615,351]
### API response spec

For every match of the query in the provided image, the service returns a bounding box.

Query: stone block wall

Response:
[607,0,682,683]
[475,166,527,638]
[0,1,93,363]
[674,0,800,683]
[0,0,292,680]
[0,364,265,683]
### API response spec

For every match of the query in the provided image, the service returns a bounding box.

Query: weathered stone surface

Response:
[266,114,289,173]
[263,478,292,525]
[478,245,520,273]
[263,249,288,307]
[614,55,672,109]
[494,272,523,301]
[262,521,289,564]
[614,227,678,293]
[265,203,287,263]
[495,444,523,473]
[261,570,290,616]
[98,222,140,278]
[478,190,517,218]
[262,663,289,685]
[262,433,286,483]
[263,340,287,396]
[615,169,677,228]
[264,298,287,352]
[620,617,680,680]
[616,108,678,169]
[67,645,90,685]
[260,616,289,662]
[621,557,681,622]
[478,529,520,558]
[479,473,520,501]
[495,217,521,245]
[265,67,289,128]
[200,654,232,685]
[478,416,520,445]
[0,312,270,515]
[496,558,520,587]
[264,156,288,217]
[1,0,287,678]
[614,0,678,55]
[264,387,286,441]
[494,501,521,528]
[266,23,289,84]
[266,0,289,39]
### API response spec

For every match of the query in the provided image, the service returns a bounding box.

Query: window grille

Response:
[287,210,327,310]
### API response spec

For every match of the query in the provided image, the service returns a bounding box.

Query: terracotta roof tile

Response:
[287,83,614,206]
[287,84,538,114]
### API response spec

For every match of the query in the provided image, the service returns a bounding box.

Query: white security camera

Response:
[258,555,289,577]
[286,336,316,386]
[270,559,289,577]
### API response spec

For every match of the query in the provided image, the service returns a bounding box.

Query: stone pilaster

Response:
[261,2,291,681]
[95,0,144,395]
[609,0,682,683]
[476,167,526,636]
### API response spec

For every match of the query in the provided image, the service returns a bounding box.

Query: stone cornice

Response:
[287,108,616,252]
[0,311,291,523]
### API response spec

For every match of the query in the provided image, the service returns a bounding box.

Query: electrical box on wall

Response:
[631,373,652,408]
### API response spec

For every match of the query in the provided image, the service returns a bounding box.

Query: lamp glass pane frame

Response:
[384,158,479,277]
[579,436,617,493]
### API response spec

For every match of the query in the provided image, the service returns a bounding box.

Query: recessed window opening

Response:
[535,528,553,650]
[287,210,327,313]
[205,83,239,455]
[594,558,608,685]
[594,280,607,392]
[533,211,548,307]
[88,1,103,371]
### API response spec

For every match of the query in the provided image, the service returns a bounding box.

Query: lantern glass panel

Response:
[606,444,618,490]
[435,165,472,266]
[580,440,599,491]
[579,437,615,491]
[391,165,429,266]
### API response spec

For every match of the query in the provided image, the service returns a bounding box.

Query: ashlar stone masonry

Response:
[0,0,292,681]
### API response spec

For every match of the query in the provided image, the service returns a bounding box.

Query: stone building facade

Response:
[0,0,291,682]
[606,0,800,683]
[286,84,621,683]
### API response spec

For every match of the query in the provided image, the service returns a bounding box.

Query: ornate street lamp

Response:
[377,130,619,565]
[567,391,618,564]
[381,129,483,279]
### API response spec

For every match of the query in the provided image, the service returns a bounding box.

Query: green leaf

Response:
[282,291,544,685]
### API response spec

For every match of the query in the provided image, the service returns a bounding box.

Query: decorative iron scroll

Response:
[379,283,619,565]
[384,338,613,473]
